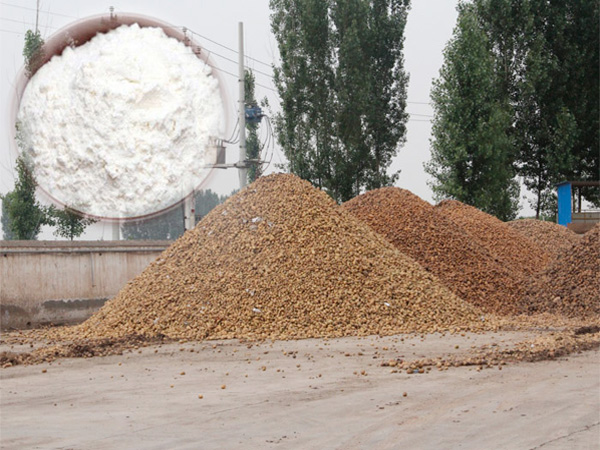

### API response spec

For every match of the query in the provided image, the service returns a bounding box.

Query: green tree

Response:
[511,0,599,215]
[194,189,229,219]
[1,191,17,240]
[473,0,599,216]
[427,3,519,220]
[23,29,44,77]
[245,69,262,183]
[565,0,600,206]
[363,0,410,190]
[331,0,372,201]
[49,206,97,241]
[0,29,51,240]
[121,205,185,240]
[270,0,410,202]
[121,189,229,240]
[271,0,336,194]
[0,156,52,239]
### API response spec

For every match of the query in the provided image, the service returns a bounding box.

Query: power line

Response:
[1,16,32,26]
[0,11,422,102]
[255,81,277,93]
[0,16,58,30]
[224,118,240,144]
[205,62,277,93]
[0,1,78,19]
[1,14,276,82]
[191,27,433,105]
[0,27,23,35]
[188,29,272,68]
[208,50,274,80]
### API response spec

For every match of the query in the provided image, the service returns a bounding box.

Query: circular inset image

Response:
[13,14,227,219]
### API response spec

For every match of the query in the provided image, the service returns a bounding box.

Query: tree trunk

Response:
[535,186,541,220]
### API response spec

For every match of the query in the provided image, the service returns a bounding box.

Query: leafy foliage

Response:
[48,206,97,241]
[121,189,229,240]
[270,0,410,202]
[0,156,52,240]
[1,191,17,240]
[245,69,262,183]
[194,189,231,220]
[0,30,50,239]
[23,29,44,77]
[427,3,519,221]
[508,0,600,214]
[121,205,185,241]
[428,0,599,219]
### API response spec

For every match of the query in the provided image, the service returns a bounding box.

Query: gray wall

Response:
[0,240,170,329]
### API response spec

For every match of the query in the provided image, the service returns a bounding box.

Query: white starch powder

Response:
[17,24,224,218]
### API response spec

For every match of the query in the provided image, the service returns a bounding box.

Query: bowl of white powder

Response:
[11,12,228,219]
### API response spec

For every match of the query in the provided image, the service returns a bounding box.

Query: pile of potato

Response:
[436,200,551,276]
[508,218,581,261]
[73,176,597,343]
[4,177,598,369]
[343,188,526,315]
[522,223,599,317]
[71,174,490,341]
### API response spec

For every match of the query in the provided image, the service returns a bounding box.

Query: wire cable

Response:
[1,11,428,106]
[0,27,24,35]
[0,16,53,29]
[261,116,276,173]
[0,1,78,19]
[208,50,274,80]
[227,118,240,142]
[203,60,277,93]
[187,29,272,68]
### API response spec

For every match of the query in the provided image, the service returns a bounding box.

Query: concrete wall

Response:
[568,212,600,234]
[0,240,170,330]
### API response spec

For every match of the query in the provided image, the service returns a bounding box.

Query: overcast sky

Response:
[0,0,537,239]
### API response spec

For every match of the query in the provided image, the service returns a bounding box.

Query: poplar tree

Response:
[427,3,519,220]
[271,0,336,194]
[363,0,410,190]
[428,0,599,219]
[270,0,410,202]
[509,0,600,215]
[0,30,49,239]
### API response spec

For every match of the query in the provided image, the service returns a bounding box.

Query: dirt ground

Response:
[1,331,599,449]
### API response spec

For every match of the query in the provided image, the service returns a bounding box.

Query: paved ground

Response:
[1,332,599,449]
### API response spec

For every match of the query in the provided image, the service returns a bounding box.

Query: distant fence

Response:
[0,240,170,330]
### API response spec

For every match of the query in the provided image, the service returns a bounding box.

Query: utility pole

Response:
[238,22,247,189]
[184,191,195,231]
[35,0,39,33]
